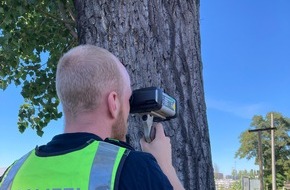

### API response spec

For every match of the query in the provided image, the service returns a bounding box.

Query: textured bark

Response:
[74,0,215,189]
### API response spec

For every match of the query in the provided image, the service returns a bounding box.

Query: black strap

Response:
[113,149,131,190]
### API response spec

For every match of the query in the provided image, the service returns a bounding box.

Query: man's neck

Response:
[63,111,112,140]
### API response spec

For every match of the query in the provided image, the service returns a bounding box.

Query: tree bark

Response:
[74,0,215,189]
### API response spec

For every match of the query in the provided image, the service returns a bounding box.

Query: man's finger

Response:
[154,123,165,137]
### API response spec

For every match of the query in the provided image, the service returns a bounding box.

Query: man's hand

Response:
[140,123,185,190]
[140,123,172,169]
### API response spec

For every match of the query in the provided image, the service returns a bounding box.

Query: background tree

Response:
[0,0,215,189]
[235,112,290,189]
[0,0,76,136]
[230,180,241,190]
[231,168,238,180]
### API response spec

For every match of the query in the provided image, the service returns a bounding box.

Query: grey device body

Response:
[130,87,177,142]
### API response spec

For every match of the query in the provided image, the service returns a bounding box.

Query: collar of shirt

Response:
[35,132,134,157]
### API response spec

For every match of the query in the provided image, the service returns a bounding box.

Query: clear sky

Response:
[201,0,290,175]
[1,0,290,176]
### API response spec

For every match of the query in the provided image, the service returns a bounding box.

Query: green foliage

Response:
[0,0,77,136]
[235,112,290,188]
[231,168,259,180]
[230,180,241,190]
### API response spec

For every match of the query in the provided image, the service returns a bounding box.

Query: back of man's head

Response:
[56,45,123,116]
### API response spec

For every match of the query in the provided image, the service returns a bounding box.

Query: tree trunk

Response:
[74,0,215,189]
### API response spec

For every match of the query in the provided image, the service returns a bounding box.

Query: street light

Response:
[248,113,276,190]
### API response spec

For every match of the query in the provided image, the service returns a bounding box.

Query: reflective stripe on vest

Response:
[0,151,32,190]
[89,141,127,190]
[0,140,129,190]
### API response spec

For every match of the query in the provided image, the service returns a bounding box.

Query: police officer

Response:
[0,45,185,190]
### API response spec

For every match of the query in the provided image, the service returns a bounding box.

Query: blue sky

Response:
[201,0,290,174]
[1,0,290,176]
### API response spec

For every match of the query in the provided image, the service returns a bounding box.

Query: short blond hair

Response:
[56,45,123,115]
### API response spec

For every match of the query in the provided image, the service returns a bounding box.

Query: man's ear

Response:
[107,91,120,119]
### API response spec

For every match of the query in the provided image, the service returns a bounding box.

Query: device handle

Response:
[142,114,155,143]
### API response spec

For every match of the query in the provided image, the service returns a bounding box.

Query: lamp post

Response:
[271,113,276,190]
[248,125,276,190]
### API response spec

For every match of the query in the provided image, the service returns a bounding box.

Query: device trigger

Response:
[142,114,154,143]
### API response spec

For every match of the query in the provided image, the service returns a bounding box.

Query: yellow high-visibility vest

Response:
[0,140,129,190]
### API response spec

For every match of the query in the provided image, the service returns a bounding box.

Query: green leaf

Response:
[236,112,290,187]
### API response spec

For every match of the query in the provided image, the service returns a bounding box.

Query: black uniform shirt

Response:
[35,132,173,190]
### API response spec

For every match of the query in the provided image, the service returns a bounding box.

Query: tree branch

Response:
[65,0,76,22]
[36,5,77,40]
[57,1,78,39]
[37,8,74,25]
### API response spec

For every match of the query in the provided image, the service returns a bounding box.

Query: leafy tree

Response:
[0,0,77,136]
[249,169,258,179]
[235,112,290,188]
[230,180,241,190]
[231,168,238,180]
[1,1,215,189]
[232,169,258,180]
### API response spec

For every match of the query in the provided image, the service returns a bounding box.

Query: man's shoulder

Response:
[119,150,173,190]
[126,150,156,164]
[125,149,171,172]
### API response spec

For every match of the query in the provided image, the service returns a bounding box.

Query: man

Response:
[0,45,184,190]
